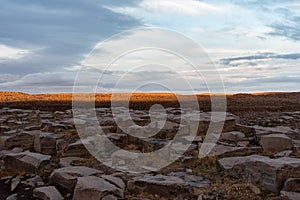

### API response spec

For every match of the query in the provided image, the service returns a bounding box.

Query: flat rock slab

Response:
[3,151,51,173]
[73,176,123,200]
[127,172,210,199]
[218,155,300,192]
[219,131,246,143]
[259,134,293,153]
[200,144,262,158]
[255,126,299,140]
[33,186,64,200]
[50,166,103,191]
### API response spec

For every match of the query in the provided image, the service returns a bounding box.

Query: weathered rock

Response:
[283,178,300,192]
[62,138,92,157]
[101,175,126,191]
[73,176,122,200]
[235,124,256,137]
[33,186,64,200]
[50,166,103,190]
[201,144,262,158]
[218,155,300,192]
[22,175,44,187]
[3,151,51,173]
[34,132,64,155]
[127,172,210,198]
[255,126,299,140]
[220,131,246,143]
[280,191,300,200]
[260,134,293,153]
[0,132,35,150]
[56,139,69,154]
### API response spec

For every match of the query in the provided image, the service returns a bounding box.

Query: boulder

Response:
[73,176,123,200]
[50,166,103,190]
[3,151,51,173]
[218,155,300,192]
[127,172,210,199]
[0,132,35,150]
[34,132,64,155]
[220,131,246,143]
[259,134,293,153]
[33,186,64,200]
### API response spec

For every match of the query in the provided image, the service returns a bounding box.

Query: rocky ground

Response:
[0,92,300,200]
[0,104,299,200]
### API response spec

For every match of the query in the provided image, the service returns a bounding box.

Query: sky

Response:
[0,0,299,94]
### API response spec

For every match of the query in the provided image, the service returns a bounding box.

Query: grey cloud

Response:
[220,52,300,66]
[268,19,300,41]
[0,0,142,75]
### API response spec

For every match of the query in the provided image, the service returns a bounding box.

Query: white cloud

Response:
[0,44,30,61]
[140,0,224,15]
[106,0,228,16]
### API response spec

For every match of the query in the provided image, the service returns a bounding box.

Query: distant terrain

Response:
[0,91,299,126]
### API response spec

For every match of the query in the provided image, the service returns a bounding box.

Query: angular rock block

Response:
[34,132,64,155]
[127,172,210,198]
[50,166,103,191]
[73,176,124,200]
[0,132,35,150]
[218,155,300,192]
[33,186,64,200]
[259,134,293,153]
[3,151,51,173]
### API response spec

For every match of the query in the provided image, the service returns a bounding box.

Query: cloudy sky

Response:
[0,0,299,94]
